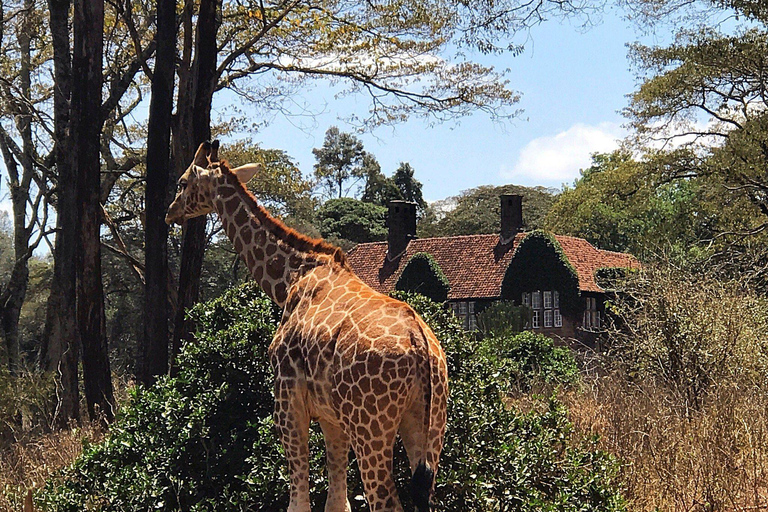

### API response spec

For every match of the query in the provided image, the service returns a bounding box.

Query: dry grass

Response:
[0,423,103,511]
[565,373,768,512]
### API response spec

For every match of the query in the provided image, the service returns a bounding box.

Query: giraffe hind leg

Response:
[319,420,352,512]
[274,385,312,512]
[352,428,404,512]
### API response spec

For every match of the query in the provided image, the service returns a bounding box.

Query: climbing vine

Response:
[395,252,451,303]
[501,230,581,316]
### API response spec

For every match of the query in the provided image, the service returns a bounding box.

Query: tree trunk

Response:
[0,0,35,374]
[139,0,177,386]
[170,0,221,370]
[72,0,114,423]
[42,0,80,427]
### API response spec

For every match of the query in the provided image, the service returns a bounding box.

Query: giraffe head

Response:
[165,140,262,225]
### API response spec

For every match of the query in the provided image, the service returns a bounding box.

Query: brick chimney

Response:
[500,194,523,242]
[387,200,417,259]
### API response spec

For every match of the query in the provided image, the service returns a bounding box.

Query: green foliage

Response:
[475,300,527,338]
[312,127,368,199]
[395,252,450,303]
[360,157,403,207]
[393,292,624,512]
[481,331,580,392]
[40,284,287,511]
[42,287,625,512]
[623,25,768,279]
[316,197,388,245]
[544,151,711,257]
[501,231,581,316]
[392,163,426,212]
[418,184,556,238]
[224,140,317,223]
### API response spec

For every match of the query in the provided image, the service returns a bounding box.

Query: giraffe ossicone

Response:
[166,141,449,512]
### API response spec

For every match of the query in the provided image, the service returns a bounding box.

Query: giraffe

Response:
[165,141,449,512]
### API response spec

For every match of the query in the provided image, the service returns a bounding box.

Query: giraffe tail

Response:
[410,320,443,512]
[411,461,434,511]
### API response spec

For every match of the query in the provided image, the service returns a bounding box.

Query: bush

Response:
[395,253,450,303]
[476,300,527,338]
[481,331,580,393]
[606,265,768,410]
[40,286,624,512]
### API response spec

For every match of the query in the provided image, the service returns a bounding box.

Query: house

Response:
[346,195,639,341]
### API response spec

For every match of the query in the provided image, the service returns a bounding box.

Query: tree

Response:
[316,198,388,246]
[223,141,316,223]
[418,184,556,237]
[313,127,367,199]
[0,0,52,372]
[140,0,178,385]
[622,7,768,286]
[361,161,404,208]
[42,0,80,426]
[393,163,427,212]
[170,0,223,372]
[543,151,711,257]
[72,0,115,423]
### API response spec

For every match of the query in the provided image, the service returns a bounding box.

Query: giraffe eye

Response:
[177,180,187,193]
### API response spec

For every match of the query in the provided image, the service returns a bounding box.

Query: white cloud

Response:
[501,122,625,186]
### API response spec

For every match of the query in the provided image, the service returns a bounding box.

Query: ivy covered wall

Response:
[395,252,451,303]
[501,230,581,317]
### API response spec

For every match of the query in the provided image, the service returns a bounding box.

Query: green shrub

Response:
[482,331,580,392]
[476,300,527,338]
[395,253,450,303]
[41,287,623,512]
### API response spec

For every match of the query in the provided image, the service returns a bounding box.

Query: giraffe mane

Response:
[216,160,350,269]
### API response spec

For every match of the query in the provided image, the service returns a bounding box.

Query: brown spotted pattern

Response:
[165,143,449,512]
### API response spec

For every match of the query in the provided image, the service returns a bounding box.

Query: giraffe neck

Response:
[210,172,344,306]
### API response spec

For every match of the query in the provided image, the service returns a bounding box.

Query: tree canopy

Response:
[418,184,556,237]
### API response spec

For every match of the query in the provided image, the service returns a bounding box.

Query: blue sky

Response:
[230,5,664,202]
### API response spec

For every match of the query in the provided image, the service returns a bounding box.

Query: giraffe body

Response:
[166,142,448,512]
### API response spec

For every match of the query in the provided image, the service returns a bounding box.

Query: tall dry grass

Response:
[0,423,103,511]
[0,373,130,511]
[566,372,768,512]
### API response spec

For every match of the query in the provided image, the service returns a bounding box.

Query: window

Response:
[522,292,530,307]
[459,301,467,315]
[553,291,560,309]
[543,291,552,309]
[544,309,553,328]
[532,291,541,310]
[554,309,562,328]
[583,296,601,330]
[532,310,540,329]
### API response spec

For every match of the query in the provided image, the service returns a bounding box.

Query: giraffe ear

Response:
[231,163,263,184]
[210,140,220,162]
[193,141,212,167]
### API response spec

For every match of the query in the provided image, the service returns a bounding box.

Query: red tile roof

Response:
[346,232,639,300]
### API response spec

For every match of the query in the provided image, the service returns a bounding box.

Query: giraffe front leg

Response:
[274,383,311,512]
[319,420,352,512]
